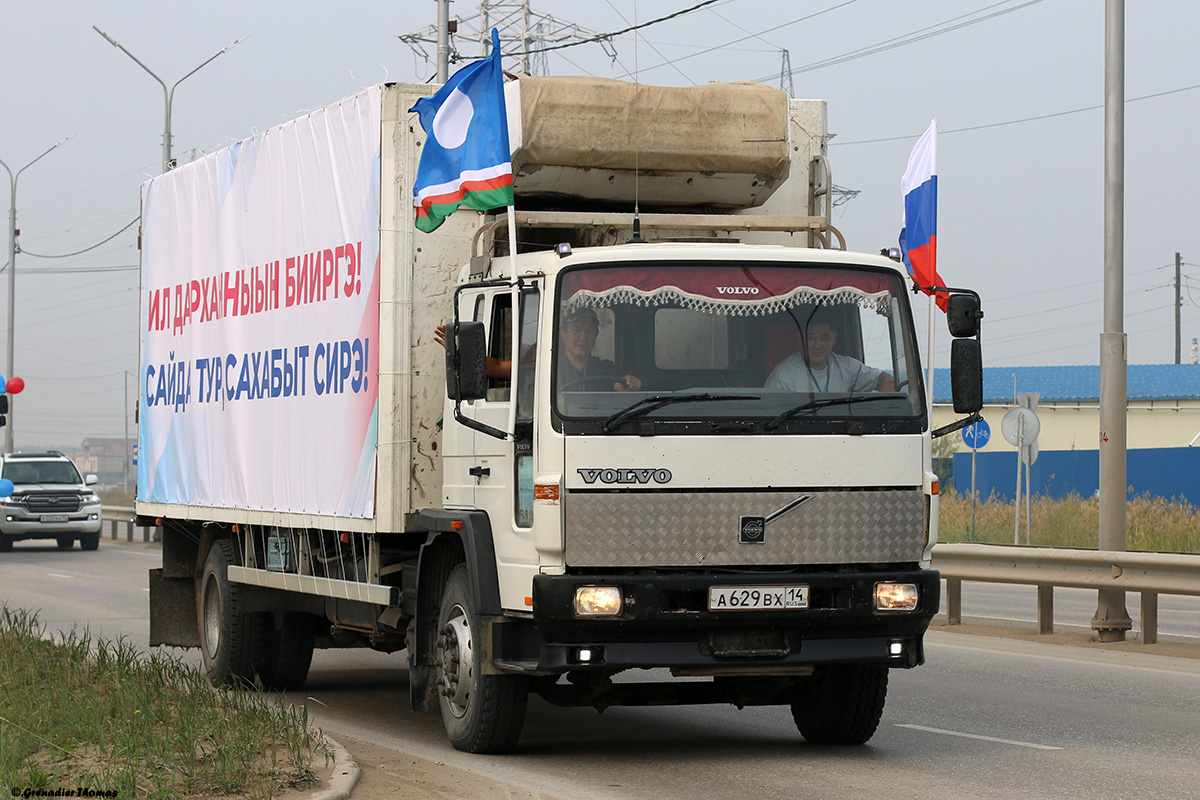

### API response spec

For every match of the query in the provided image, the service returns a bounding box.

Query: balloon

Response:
[0,479,12,498]
[6,377,23,394]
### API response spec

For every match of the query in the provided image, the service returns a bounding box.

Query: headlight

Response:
[874,582,919,612]
[573,585,623,617]
[82,492,100,505]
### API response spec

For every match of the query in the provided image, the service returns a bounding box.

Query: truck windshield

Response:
[554,261,924,433]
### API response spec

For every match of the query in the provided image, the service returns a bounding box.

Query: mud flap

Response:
[149,568,200,648]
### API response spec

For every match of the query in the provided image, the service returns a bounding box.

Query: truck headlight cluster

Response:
[874,582,919,612]
[573,585,623,617]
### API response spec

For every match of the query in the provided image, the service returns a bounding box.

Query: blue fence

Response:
[950,447,1200,506]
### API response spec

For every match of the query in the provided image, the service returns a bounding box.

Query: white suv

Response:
[0,452,103,551]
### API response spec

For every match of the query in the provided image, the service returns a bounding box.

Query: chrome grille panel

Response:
[24,494,82,513]
[564,489,926,567]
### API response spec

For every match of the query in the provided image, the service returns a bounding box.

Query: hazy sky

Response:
[1,0,1197,448]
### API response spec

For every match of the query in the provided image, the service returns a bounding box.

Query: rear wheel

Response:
[79,532,100,551]
[258,613,315,691]
[791,665,888,745]
[436,565,528,753]
[198,539,262,685]
[57,537,75,550]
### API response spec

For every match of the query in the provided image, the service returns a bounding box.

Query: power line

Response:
[21,217,140,259]
[505,0,726,58]
[835,81,1200,146]
[757,0,1045,84]
[611,0,859,80]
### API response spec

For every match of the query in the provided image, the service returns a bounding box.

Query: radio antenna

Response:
[630,0,645,243]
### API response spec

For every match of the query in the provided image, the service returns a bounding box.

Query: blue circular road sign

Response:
[961,418,991,449]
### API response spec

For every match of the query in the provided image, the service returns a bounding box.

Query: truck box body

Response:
[138,80,819,532]
[140,77,981,754]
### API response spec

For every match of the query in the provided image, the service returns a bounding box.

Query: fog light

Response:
[874,582,919,611]
[574,585,622,617]
[889,641,904,656]
[578,648,593,662]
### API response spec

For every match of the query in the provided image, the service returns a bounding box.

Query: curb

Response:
[308,734,362,800]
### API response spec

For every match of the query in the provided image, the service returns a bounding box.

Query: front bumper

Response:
[0,507,102,540]
[494,568,939,675]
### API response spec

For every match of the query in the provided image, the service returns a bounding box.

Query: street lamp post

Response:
[93,27,245,174]
[1,135,75,454]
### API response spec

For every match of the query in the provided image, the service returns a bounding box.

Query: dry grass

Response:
[0,607,328,799]
[938,487,1200,553]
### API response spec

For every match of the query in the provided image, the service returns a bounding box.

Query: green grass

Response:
[938,488,1200,553]
[0,607,328,799]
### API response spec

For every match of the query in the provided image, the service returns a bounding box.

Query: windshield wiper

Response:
[603,393,761,433]
[765,394,895,431]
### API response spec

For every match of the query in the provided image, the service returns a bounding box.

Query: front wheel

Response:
[258,613,315,692]
[197,539,262,686]
[79,532,100,551]
[791,665,888,745]
[435,564,528,753]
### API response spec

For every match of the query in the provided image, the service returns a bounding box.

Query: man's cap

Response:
[563,307,599,326]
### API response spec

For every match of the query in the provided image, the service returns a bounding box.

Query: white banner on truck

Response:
[139,86,382,518]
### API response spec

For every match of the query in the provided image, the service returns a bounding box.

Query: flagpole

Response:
[503,205,520,441]
[926,293,937,423]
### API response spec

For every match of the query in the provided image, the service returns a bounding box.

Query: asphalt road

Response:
[4,538,1200,800]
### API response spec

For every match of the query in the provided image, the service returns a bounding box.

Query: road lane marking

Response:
[895,724,1063,750]
[46,573,74,579]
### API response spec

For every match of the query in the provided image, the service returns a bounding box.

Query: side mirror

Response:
[946,293,981,338]
[445,321,489,402]
[85,474,99,486]
[950,338,983,414]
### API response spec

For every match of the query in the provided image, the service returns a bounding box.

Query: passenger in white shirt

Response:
[765,320,895,393]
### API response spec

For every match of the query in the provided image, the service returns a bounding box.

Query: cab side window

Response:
[487,294,513,402]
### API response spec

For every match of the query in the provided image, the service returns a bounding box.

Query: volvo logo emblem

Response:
[739,516,766,544]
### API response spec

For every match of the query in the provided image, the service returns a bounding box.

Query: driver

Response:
[765,317,895,393]
[558,307,642,392]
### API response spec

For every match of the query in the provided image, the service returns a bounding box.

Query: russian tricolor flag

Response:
[899,119,948,312]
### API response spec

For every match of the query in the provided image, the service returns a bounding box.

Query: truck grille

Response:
[23,494,82,513]
[563,488,926,568]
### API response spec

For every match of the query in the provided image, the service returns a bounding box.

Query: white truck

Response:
[141,76,984,754]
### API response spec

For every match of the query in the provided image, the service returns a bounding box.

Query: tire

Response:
[198,539,262,686]
[0,536,11,553]
[57,537,75,550]
[258,613,315,692]
[791,665,888,745]
[435,564,528,753]
[79,532,100,551]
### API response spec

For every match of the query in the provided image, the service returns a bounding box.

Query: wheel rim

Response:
[202,574,221,659]
[436,603,474,718]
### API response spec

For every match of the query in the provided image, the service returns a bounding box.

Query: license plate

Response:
[708,584,809,611]
[40,515,69,523]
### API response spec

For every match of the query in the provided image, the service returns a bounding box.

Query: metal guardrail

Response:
[101,505,157,543]
[932,542,1200,645]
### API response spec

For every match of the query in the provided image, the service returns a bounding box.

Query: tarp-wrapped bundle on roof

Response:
[506,76,791,211]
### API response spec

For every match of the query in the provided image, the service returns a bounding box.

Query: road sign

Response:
[1001,406,1040,446]
[1021,441,1039,466]
[961,418,991,450]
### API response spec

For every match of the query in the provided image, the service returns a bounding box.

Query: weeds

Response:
[938,488,1200,553]
[0,607,328,799]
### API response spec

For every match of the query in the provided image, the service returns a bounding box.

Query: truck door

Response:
[474,286,541,609]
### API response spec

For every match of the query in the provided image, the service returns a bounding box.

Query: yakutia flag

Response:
[899,119,948,312]
[409,28,514,233]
